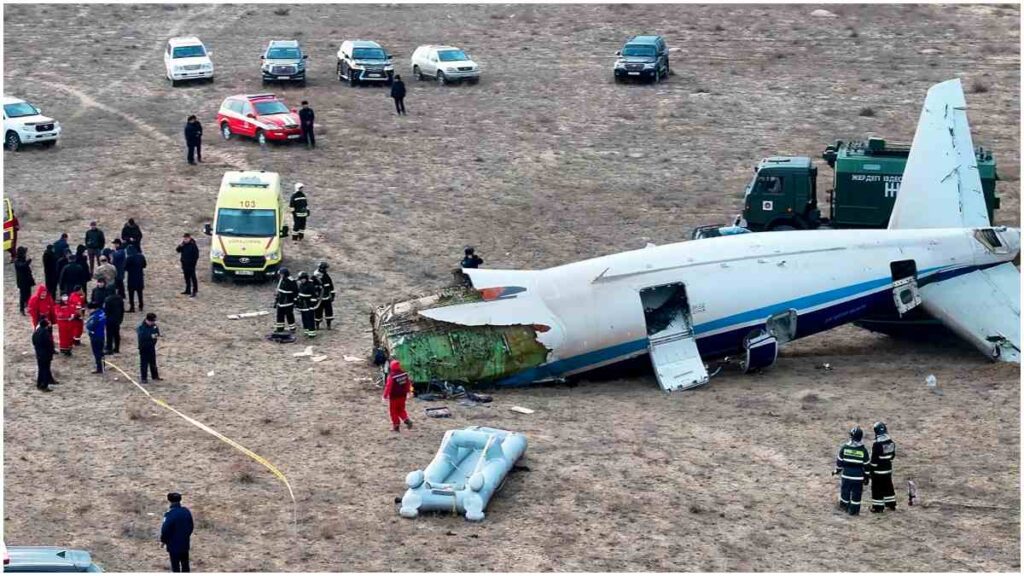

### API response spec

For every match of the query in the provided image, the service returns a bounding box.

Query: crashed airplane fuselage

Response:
[371,79,1021,391]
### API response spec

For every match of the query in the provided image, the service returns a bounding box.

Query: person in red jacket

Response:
[69,286,86,346]
[383,359,414,432]
[55,293,77,356]
[27,285,57,329]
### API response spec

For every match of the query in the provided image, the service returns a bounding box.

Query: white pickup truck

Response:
[3,96,61,151]
[164,36,214,86]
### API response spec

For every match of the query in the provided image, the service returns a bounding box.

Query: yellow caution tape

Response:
[104,359,295,505]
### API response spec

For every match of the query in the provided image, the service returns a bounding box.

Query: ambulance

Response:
[3,197,17,257]
[204,171,287,281]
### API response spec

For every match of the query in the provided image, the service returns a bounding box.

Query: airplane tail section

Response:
[887,78,990,230]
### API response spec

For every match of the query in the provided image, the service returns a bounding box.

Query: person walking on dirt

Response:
[834,426,871,516]
[103,290,124,355]
[288,183,309,241]
[14,246,35,315]
[121,218,143,250]
[273,268,298,333]
[390,74,407,115]
[383,358,414,432]
[55,293,77,357]
[184,115,203,165]
[868,421,897,512]
[86,305,106,374]
[125,244,147,312]
[27,285,56,330]
[84,221,106,274]
[299,101,315,149]
[461,246,483,269]
[32,317,57,392]
[314,261,335,330]
[295,271,318,338]
[175,233,200,297]
[137,312,161,383]
[111,238,127,297]
[42,244,59,295]
[160,492,194,573]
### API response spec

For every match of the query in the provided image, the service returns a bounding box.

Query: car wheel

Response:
[5,131,20,152]
[256,130,267,147]
[653,68,661,84]
[414,65,423,81]
[467,78,479,86]
[221,123,232,140]
[207,76,215,84]
[437,71,446,86]
[40,140,56,149]
[349,72,358,87]
[170,78,179,87]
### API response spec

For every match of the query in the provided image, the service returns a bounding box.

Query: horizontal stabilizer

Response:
[920,263,1020,362]
[888,78,990,230]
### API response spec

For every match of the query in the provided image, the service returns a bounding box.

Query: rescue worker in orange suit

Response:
[383,358,414,432]
[69,286,86,346]
[27,285,57,329]
[55,293,78,356]
[833,426,871,515]
[869,421,897,512]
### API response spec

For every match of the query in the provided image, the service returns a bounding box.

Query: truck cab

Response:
[204,171,288,282]
[740,138,1000,231]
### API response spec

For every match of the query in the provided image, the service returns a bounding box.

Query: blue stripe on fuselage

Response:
[494,264,981,387]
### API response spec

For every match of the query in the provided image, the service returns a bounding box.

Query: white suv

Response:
[3,96,61,151]
[410,45,480,86]
[164,36,214,86]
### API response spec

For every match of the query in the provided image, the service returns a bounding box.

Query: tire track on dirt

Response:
[36,78,251,170]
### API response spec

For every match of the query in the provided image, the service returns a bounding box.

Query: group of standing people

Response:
[17,219,162,391]
[272,261,335,339]
[834,422,898,516]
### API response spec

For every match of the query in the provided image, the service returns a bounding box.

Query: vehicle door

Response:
[223,99,241,135]
[240,100,257,137]
[427,50,439,75]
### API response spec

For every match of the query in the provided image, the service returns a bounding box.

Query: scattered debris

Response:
[425,406,452,418]
[919,48,941,55]
[293,346,314,357]
[228,310,269,320]
[908,480,918,505]
[509,406,534,415]
[343,355,362,362]
[925,374,943,396]
[312,355,328,363]
[267,332,296,343]
[466,392,492,403]
[207,370,215,377]
[817,363,832,371]
[810,8,837,18]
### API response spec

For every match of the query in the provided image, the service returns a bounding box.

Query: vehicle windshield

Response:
[3,102,39,118]
[353,47,387,60]
[216,208,277,237]
[437,49,469,62]
[253,100,290,115]
[172,45,206,58]
[267,47,301,59]
[621,44,656,57]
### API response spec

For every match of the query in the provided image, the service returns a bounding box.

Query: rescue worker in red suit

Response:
[27,285,57,329]
[69,286,86,346]
[383,359,414,432]
[55,293,78,356]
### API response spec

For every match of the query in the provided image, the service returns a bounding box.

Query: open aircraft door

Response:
[640,283,708,392]
[890,260,922,316]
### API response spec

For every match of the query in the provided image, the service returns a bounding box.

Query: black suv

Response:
[613,35,670,83]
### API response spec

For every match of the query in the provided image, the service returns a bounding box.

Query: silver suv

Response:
[4,546,103,572]
[260,40,307,85]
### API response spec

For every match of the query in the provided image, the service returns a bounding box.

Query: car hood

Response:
[352,59,392,67]
[439,59,478,68]
[257,113,300,128]
[12,113,56,126]
[263,58,302,66]
[619,56,656,64]
[171,56,212,66]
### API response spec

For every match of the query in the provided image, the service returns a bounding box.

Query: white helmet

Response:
[295,183,305,192]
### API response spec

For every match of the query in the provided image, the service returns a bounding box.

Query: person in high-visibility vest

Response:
[834,426,870,515]
[869,421,898,512]
[383,359,414,433]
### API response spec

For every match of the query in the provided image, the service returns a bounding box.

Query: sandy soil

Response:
[3,3,1020,572]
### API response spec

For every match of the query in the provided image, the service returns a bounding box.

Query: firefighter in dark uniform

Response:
[309,271,325,331]
[273,268,297,333]
[295,271,317,338]
[834,426,870,515]
[461,246,483,269]
[289,183,309,241]
[314,261,335,330]
[869,421,897,512]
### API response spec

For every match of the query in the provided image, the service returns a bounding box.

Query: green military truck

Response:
[739,137,1000,231]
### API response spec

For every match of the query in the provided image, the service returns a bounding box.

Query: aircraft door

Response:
[890,260,922,316]
[640,283,709,392]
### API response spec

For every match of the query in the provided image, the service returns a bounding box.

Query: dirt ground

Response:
[3,3,1020,572]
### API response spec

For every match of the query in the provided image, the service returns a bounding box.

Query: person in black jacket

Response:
[295,271,318,338]
[103,291,125,354]
[313,261,335,329]
[833,426,871,516]
[121,218,143,250]
[175,233,200,297]
[53,233,69,259]
[42,244,59,295]
[125,245,147,312]
[160,492,194,572]
[14,246,35,315]
[461,246,483,269]
[868,421,898,512]
[273,268,298,333]
[84,221,106,274]
[288,183,309,241]
[59,248,87,298]
[137,312,161,382]
[89,277,113,310]
[298,101,315,149]
[390,74,406,115]
[184,115,203,165]
[32,317,58,392]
